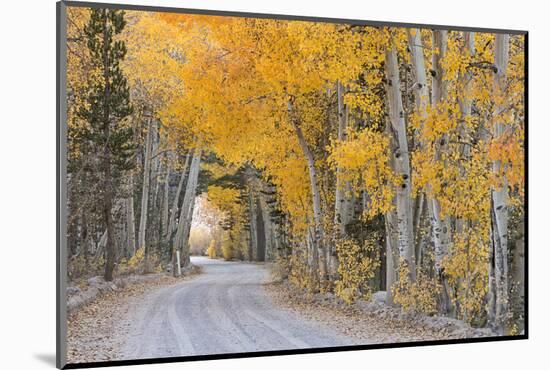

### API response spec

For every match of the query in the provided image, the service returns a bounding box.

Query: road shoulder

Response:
[266,280,495,344]
[66,270,198,364]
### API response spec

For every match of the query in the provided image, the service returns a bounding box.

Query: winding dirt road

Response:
[121,257,357,360]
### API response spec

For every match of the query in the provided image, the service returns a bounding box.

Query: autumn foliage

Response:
[66,7,525,334]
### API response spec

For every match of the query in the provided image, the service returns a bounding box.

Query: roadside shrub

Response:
[443,224,489,325]
[68,254,104,281]
[392,261,440,315]
[206,240,217,259]
[334,237,380,304]
[221,238,233,260]
[143,253,163,274]
[119,246,145,273]
[118,247,163,275]
[289,253,314,291]
[271,256,289,282]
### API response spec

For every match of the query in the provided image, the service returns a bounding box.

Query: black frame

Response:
[56,1,529,369]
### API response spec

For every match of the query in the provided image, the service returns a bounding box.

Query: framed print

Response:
[56,1,527,368]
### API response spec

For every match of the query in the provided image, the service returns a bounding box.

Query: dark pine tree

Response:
[77,9,133,281]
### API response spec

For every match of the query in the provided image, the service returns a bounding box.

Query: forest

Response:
[65,7,525,337]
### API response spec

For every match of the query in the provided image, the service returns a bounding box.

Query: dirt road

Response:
[121,257,357,360]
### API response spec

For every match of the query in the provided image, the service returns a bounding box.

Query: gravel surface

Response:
[67,273,186,364]
[120,257,357,361]
[67,257,494,365]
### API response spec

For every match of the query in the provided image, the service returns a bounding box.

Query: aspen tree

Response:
[488,33,511,334]
[384,41,415,281]
[174,149,202,270]
[138,115,153,252]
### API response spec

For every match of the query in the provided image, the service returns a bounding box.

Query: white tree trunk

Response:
[180,189,197,266]
[162,154,172,239]
[407,29,430,112]
[288,100,326,283]
[384,44,415,281]
[138,116,153,250]
[458,32,475,158]
[428,31,455,312]
[248,189,258,261]
[409,29,451,270]
[331,81,353,279]
[166,153,190,242]
[255,196,268,262]
[125,195,136,257]
[174,149,202,269]
[430,30,453,272]
[258,190,273,260]
[150,120,162,225]
[488,33,510,333]
[176,250,181,276]
[431,30,448,105]
[259,182,279,260]
[455,32,476,236]
[413,192,425,266]
[407,29,430,270]
[385,211,398,304]
[334,81,353,234]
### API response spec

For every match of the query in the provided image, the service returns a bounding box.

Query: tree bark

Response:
[407,29,430,113]
[407,30,431,264]
[409,29,452,271]
[332,81,353,279]
[384,211,398,304]
[149,121,161,251]
[384,44,415,281]
[456,32,476,235]
[288,100,326,286]
[408,28,453,309]
[173,149,201,273]
[248,186,258,261]
[102,14,115,281]
[334,81,351,235]
[161,154,172,241]
[458,32,475,158]
[431,30,453,312]
[138,115,153,251]
[166,153,191,243]
[256,197,266,262]
[258,189,274,261]
[180,189,197,266]
[125,190,136,257]
[488,33,510,334]
[413,192,425,267]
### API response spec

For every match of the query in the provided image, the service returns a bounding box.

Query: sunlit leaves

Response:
[329,128,395,218]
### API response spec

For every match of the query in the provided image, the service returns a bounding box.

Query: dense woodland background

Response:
[66,7,525,336]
